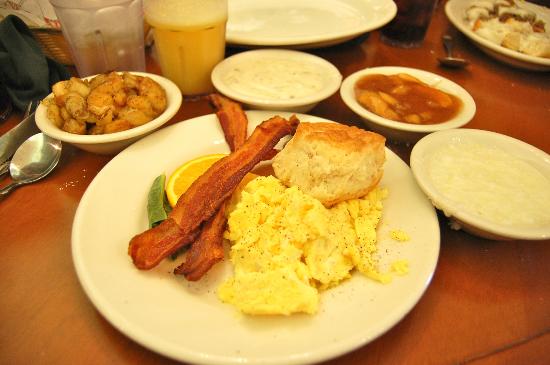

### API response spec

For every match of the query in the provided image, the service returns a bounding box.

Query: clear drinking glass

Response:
[49,0,146,77]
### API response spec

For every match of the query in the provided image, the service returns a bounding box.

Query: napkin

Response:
[0,15,70,111]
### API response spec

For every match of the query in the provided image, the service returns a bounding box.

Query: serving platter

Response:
[445,0,550,71]
[226,0,397,49]
[72,111,440,365]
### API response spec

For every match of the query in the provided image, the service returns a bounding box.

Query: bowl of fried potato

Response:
[36,72,182,155]
[340,66,476,144]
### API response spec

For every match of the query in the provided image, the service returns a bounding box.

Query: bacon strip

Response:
[174,96,247,280]
[128,115,299,269]
[209,94,248,152]
[173,204,227,280]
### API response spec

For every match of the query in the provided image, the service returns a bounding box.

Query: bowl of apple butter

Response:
[340,66,476,143]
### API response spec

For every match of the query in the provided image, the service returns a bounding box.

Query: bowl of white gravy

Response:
[211,49,342,113]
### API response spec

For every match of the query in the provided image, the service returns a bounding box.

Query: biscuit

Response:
[272,122,385,206]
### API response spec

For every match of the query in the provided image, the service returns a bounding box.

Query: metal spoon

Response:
[438,35,469,68]
[0,133,62,196]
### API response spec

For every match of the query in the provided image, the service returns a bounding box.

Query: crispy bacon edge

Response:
[128,115,300,270]
[173,204,227,280]
[208,93,248,152]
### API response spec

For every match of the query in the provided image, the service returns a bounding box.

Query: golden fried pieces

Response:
[45,72,167,135]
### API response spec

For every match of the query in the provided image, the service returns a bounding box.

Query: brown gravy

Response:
[354,73,463,125]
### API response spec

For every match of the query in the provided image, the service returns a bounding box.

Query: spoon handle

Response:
[0,181,22,197]
[443,35,454,58]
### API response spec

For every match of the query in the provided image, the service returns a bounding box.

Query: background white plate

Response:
[445,0,550,71]
[72,111,440,365]
[226,0,397,48]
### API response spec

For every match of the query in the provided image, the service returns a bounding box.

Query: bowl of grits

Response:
[211,49,342,113]
[340,66,476,143]
[411,128,550,240]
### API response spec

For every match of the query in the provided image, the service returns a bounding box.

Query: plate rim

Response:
[226,0,397,48]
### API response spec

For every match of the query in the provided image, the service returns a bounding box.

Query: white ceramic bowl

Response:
[340,66,476,143]
[211,49,342,113]
[36,72,182,155]
[411,129,550,241]
[445,0,550,71]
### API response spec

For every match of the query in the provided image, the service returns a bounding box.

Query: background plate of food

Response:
[445,0,550,71]
[72,111,440,365]
[226,0,397,49]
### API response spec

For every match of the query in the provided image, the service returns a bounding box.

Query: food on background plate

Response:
[42,71,167,135]
[273,122,385,207]
[465,0,550,58]
[354,73,463,125]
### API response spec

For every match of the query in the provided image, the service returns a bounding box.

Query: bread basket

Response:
[30,27,73,65]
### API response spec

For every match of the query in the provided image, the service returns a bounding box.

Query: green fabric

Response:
[0,15,71,111]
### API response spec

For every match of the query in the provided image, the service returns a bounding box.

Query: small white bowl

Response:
[340,66,476,143]
[36,72,182,155]
[411,129,550,241]
[211,49,342,113]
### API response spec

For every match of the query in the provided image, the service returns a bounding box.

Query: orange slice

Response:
[166,154,259,207]
[166,154,226,207]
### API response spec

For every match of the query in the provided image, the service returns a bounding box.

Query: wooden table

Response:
[1,2,549,364]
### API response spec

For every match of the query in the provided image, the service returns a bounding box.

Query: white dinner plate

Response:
[226,0,397,49]
[445,0,550,71]
[72,111,440,365]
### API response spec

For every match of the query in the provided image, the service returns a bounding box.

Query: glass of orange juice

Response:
[144,0,228,96]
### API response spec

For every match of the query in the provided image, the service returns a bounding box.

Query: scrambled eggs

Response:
[391,260,409,276]
[390,229,410,242]
[218,176,388,315]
